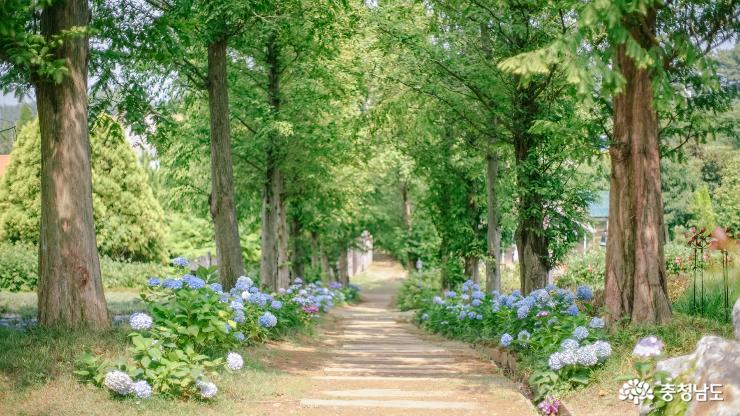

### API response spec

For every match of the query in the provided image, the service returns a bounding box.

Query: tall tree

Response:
[0,0,109,328]
[92,0,251,288]
[501,0,738,322]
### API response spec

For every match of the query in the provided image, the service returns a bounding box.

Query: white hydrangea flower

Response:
[560,338,579,350]
[559,349,577,366]
[196,380,218,399]
[548,352,563,370]
[104,370,133,395]
[131,380,152,399]
[129,313,153,330]
[226,352,244,371]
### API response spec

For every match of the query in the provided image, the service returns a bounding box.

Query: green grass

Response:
[0,311,330,415]
[0,289,145,318]
[672,267,740,324]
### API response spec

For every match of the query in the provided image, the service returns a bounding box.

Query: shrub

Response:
[77,265,356,400]
[416,279,611,401]
[0,242,168,291]
[396,271,440,311]
[0,115,167,262]
[557,248,605,287]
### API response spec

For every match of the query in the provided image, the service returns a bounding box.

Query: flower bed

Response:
[75,257,357,400]
[415,279,611,413]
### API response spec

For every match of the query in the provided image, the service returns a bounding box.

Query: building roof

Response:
[588,190,609,218]
[0,155,10,177]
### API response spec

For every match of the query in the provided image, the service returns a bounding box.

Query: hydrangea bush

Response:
[77,258,358,400]
[416,280,611,402]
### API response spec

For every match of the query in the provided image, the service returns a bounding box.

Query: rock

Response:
[652,336,740,416]
[733,297,740,340]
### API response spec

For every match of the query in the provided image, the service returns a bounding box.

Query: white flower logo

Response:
[619,379,654,405]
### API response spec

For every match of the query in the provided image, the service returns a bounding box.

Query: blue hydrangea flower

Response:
[248,286,260,294]
[233,331,246,342]
[572,326,589,341]
[162,278,183,290]
[224,323,232,333]
[209,283,223,292]
[517,304,531,319]
[511,289,522,297]
[458,311,467,320]
[471,299,482,307]
[592,340,612,360]
[500,333,513,347]
[132,380,152,399]
[491,300,501,313]
[475,314,483,320]
[258,312,278,328]
[234,276,253,291]
[471,290,485,300]
[172,257,189,268]
[589,317,605,329]
[576,285,593,301]
[433,296,444,305]
[575,346,598,366]
[147,277,161,287]
[561,338,579,350]
[184,275,206,289]
[517,330,531,342]
[271,300,283,310]
[556,288,575,303]
[233,309,245,323]
[566,304,579,316]
[545,283,556,291]
[633,335,664,358]
[421,313,429,321]
[230,300,244,311]
[461,294,470,301]
[444,290,457,298]
[467,311,477,319]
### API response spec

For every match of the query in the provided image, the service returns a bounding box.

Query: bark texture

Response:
[400,178,414,271]
[290,216,305,278]
[35,0,109,328]
[207,38,245,290]
[605,9,672,324]
[512,85,549,294]
[464,256,480,283]
[260,34,290,290]
[485,152,502,292]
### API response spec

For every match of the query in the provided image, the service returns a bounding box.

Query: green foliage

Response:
[416,281,609,400]
[0,241,169,291]
[0,242,37,291]
[688,184,717,231]
[395,271,441,311]
[0,115,167,261]
[714,155,740,231]
[557,248,606,288]
[673,268,740,323]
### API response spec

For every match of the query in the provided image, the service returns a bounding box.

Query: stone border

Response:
[475,344,574,416]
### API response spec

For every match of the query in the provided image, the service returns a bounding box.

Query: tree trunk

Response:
[35,0,109,329]
[512,82,549,294]
[338,249,349,286]
[309,230,319,270]
[319,243,331,282]
[290,216,305,278]
[400,178,414,271]
[485,152,502,292]
[260,33,290,291]
[206,38,244,290]
[605,9,672,324]
[464,256,480,283]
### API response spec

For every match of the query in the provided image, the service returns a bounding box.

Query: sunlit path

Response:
[294,255,536,416]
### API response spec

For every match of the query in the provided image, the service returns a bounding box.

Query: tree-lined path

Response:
[290,255,535,415]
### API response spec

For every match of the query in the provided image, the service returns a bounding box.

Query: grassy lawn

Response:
[0,288,145,318]
[0,314,329,416]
